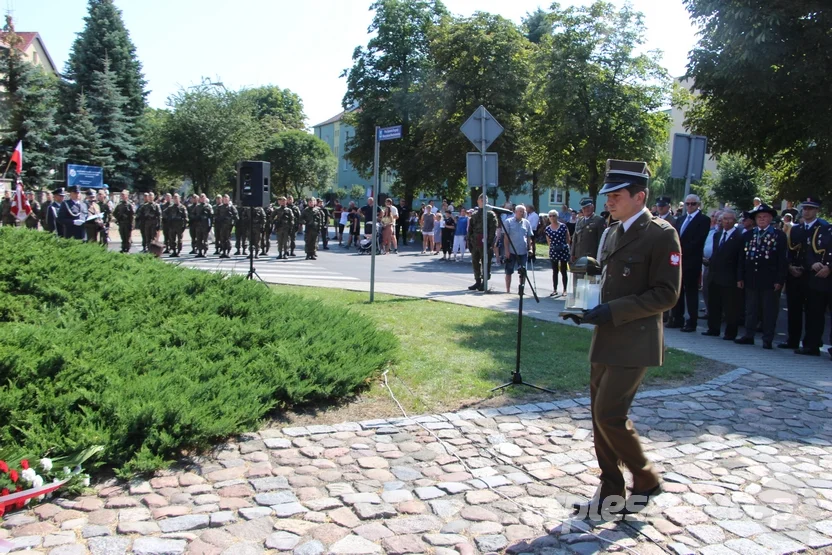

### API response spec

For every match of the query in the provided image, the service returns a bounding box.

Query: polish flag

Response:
[9,141,22,172]
[10,181,31,222]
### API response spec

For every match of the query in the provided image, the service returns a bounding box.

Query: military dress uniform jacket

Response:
[737,226,788,290]
[466,207,498,249]
[572,213,606,260]
[57,199,88,240]
[804,224,832,293]
[590,210,682,367]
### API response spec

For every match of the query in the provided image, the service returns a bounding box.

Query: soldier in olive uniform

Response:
[142,192,162,249]
[162,193,189,256]
[261,202,274,256]
[250,206,266,258]
[572,198,606,262]
[235,206,251,255]
[566,160,681,519]
[302,197,321,260]
[287,195,301,257]
[1,190,15,226]
[466,194,498,291]
[159,193,171,252]
[214,194,238,258]
[135,192,149,251]
[24,191,40,229]
[186,194,199,254]
[319,202,330,250]
[193,194,213,257]
[273,196,295,259]
[212,195,223,254]
[96,190,113,245]
[113,190,135,253]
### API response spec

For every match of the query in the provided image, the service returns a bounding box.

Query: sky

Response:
[15,0,699,128]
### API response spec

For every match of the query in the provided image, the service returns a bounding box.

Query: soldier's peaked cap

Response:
[656,195,671,207]
[800,196,822,208]
[580,198,594,207]
[599,160,650,195]
[52,187,65,196]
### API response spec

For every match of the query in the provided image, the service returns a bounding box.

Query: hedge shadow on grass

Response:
[0,229,397,475]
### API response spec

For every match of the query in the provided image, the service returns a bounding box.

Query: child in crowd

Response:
[433,213,443,254]
[453,209,468,261]
[408,212,419,244]
[345,207,361,248]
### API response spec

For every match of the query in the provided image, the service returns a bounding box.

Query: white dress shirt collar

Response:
[622,208,649,232]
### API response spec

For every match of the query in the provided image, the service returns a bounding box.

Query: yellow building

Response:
[0,31,59,76]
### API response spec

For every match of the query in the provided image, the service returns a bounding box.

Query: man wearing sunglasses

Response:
[668,195,711,331]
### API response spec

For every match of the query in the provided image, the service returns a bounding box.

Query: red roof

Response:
[0,31,38,51]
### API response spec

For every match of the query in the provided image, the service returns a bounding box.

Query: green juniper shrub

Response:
[0,228,397,476]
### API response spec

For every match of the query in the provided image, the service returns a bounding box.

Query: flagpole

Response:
[1,158,13,180]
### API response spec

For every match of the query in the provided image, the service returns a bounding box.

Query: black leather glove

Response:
[582,303,612,326]
[561,313,583,325]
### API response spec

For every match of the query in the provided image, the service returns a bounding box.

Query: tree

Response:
[239,85,306,136]
[711,154,765,210]
[262,130,336,199]
[159,83,260,195]
[333,187,349,202]
[134,107,180,192]
[535,2,671,201]
[64,0,146,119]
[683,0,831,204]
[0,16,61,188]
[349,184,366,201]
[88,57,136,189]
[342,0,449,207]
[421,13,532,202]
[60,92,113,169]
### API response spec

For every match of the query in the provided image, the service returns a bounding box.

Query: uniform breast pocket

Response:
[621,254,645,278]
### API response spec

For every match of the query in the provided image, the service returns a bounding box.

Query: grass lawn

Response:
[274,285,725,422]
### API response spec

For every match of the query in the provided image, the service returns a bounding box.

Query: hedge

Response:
[0,228,397,475]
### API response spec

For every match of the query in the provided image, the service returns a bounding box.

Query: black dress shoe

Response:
[778,342,799,349]
[468,282,481,291]
[622,484,662,515]
[795,347,820,356]
[734,337,754,345]
[680,326,696,333]
[665,321,681,329]
[701,330,720,336]
[763,341,773,349]
[723,336,737,341]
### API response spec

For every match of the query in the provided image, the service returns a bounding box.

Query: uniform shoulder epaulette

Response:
[650,215,673,229]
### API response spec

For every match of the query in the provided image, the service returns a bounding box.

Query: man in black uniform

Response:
[702,209,743,340]
[796,197,831,356]
[669,194,710,331]
[57,185,87,240]
[735,204,787,349]
[46,188,64,236]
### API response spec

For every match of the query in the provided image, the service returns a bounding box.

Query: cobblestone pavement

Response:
[3,368,832,554]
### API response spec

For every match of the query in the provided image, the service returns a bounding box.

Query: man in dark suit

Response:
[566,160,681,520]
[702,209,743,339]
[669,194,711,331]
[735,204,788,349]
[46,188,64,236]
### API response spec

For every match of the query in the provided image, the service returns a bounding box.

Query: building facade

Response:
[0,31,59,76]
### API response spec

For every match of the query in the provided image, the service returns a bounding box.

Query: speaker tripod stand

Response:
[246,211,266,283]
[490,215,555,395]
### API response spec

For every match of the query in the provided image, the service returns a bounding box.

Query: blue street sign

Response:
[377,125,403,141]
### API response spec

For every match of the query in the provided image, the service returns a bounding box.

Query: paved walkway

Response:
[3,369,832,554]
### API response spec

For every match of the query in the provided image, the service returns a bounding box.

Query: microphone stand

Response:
[490,213,555,395]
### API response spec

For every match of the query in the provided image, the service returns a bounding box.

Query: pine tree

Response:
[64,0,146,119]
[0,16,61,188]
[61,92,113,169]
[89,57,136,189]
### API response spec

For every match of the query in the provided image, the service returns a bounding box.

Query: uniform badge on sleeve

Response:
[670,252,681,266]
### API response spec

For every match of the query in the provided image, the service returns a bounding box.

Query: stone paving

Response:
[3,368,832,554]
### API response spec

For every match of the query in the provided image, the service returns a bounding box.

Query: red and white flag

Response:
[10,181,31,222]
[9,140,22,172]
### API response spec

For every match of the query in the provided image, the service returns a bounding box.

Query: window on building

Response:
[548,189,564,205]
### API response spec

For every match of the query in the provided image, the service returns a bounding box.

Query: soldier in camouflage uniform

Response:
[1,190,15,226]
[319,202,330,250]
[113,190,135,253]
[235,206,251,255]
[135,192,149,251]
[212,195,223,254]
[142,192,163,249]
[250,206,266,258]
[261,202,274,256]
[163,193,189,257]
[97,190,113,245]
[159,193,172,252]
[302,197,321,260]
[193,194,213,257]
[24,191,40,229]
[214,194,238,258]
[287,194,301,257]
[187,194,199,254]
[273,197,295,259]
[466,194,498,291]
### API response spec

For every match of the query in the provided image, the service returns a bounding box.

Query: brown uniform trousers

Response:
[589,210,681,498]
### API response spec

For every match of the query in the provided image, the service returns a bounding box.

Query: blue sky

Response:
[17,0,698,128]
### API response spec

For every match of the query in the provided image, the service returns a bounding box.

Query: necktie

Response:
[719,232,727,249]
[681,214,693,235]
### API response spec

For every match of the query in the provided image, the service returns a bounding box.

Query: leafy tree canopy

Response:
[262,130,336,199]
[683,0,831,204]
[239,85,306,136]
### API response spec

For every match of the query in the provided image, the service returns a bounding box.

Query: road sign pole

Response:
[370,126,380,303]
[481,112,488,294]
[684,135,695,199]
